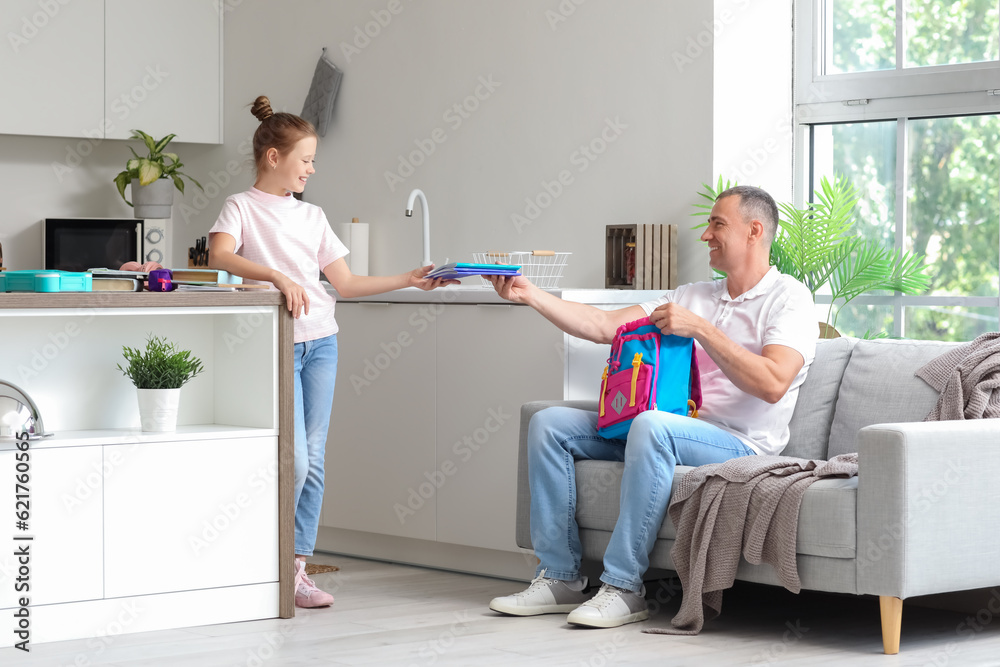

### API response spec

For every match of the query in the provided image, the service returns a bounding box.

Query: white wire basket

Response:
[472,251,571,289]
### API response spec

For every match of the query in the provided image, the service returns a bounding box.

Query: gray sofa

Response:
[516,337,1000,654]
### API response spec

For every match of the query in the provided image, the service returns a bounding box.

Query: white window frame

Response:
[794,0,1000,339]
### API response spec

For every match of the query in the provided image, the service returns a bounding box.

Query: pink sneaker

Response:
[294,560,334,608]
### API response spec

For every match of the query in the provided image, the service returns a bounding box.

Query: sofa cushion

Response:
[826,339,960,457]
[574,462,858,559]
[783,337,857,460]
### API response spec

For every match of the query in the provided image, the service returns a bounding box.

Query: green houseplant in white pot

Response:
[113,130,203,219]
[118,335,204,432]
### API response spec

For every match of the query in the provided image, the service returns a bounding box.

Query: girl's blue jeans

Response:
[293,334,338,556]
[527,406,756,592]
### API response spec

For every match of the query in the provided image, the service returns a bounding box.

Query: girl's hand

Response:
[408,264,460,291]
[272,272,310,318]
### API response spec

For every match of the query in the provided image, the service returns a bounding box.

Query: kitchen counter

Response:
[0,290,285,309]
[328,284,667,305]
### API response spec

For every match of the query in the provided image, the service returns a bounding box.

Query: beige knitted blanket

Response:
[915,332,1000,421]
[644,453,859,636]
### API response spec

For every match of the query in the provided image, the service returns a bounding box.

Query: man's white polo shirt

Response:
[638,267,818,456]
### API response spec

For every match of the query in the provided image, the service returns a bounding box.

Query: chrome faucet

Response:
[405,188,431,267]
[0,379,49,439]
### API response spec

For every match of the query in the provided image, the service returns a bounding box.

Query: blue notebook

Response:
[425,262,521,280]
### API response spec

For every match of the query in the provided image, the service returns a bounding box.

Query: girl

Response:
[209,95,456,608]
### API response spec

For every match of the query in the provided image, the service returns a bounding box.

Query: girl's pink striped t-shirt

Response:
[209,187,349,343]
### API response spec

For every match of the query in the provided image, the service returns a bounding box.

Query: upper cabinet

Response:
[0,1,105,138]
[0,0,222,144]
[104,0,222,143]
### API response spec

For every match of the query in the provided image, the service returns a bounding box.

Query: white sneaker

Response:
[489,569,591,616]
[566,583,649,628]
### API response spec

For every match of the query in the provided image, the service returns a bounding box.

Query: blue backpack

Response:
[596,317,702,440]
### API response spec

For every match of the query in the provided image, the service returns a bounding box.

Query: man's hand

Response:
[649,302,708,339]
[487,274,537,304]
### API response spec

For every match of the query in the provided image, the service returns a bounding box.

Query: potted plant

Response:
[113,130,203,219]
[693,175,932,338]
[118,335,204,432]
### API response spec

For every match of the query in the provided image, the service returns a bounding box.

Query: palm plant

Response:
[113,130,203,206]
[694,175,932,337]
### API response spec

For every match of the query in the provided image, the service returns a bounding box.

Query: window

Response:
[795,0,1000,340]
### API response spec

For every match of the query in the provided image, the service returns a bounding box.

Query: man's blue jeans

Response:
[527,406,756,592]
[293,334,338,556]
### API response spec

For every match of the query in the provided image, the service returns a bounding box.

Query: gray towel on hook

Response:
[301,47,343,137]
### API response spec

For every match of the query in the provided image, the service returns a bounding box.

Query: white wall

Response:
[712,0,794,202]
[0,0,792,288]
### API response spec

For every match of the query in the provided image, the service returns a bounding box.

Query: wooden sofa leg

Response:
[879,596,903,655]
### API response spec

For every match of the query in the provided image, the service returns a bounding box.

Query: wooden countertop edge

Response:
[0,291,286,309]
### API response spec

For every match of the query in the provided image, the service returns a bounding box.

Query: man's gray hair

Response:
[717,185,779,245]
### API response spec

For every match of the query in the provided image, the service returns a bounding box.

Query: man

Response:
[487,185,818,628]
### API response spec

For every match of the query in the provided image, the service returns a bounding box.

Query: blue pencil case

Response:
[0,270,93,292]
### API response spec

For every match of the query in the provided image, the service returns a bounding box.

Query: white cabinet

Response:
[320,301,562,554]
[0,1,222,142]
[322,303,438,540]
[0,1,105,138]
[434,305,562,552]
[0,446,104,609]
[105,0,222,143]
[0,294,293,645]
[103,436,277,597]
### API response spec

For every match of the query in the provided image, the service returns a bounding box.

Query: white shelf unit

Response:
[0,294,294,645]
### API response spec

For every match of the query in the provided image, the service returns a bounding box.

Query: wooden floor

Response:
[6,553,1000,666]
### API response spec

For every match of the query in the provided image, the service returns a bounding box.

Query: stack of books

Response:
[87,268,258,291]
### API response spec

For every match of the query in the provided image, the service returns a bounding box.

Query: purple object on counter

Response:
[148,269,174,292]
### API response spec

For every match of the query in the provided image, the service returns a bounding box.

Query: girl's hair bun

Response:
[251,95,274,121]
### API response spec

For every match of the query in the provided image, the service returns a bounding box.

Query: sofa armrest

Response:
[515,400,599,549]
[856,418,1000,599]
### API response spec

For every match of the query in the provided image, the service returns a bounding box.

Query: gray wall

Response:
[203,0,718,287]
[0,0,792,288]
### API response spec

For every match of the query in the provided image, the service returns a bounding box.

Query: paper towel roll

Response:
[336,221,369,276]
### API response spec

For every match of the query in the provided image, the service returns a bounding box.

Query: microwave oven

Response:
[43,218,171,272]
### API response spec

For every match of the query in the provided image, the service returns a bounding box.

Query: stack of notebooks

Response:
[88,268,253,291]
[424,262,521,281]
